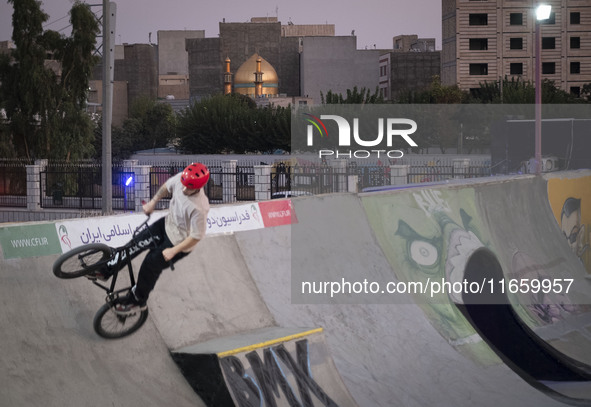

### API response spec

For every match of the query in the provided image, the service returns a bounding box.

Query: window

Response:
[570,12,581,25]
[469,14,488,26]
[469,63,488,75]
[542,62,555,75]
[571,37,581,49]
[542,37,555,50]
[510,38,523,50]
[571,87,581,97]
[510,13,523,25]
[510,63,523,75]
[571,62,581,74]
[469,38,488,50]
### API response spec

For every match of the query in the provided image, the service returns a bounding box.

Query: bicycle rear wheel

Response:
[53,243,111,279]
[93,297,149,339]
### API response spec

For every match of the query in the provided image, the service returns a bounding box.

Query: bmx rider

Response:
[87,162,211,312]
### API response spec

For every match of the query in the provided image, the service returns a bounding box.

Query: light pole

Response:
[534,4,551,174]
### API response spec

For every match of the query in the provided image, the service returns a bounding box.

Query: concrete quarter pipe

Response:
[1,171,591,406]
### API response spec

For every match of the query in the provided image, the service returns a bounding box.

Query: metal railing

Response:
[0,158,492,211]
[0,159,31,208]
[148,164,255,205]
[270,161,491,195]
[40,164,135,210]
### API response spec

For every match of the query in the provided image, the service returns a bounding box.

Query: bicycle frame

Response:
[91,243,138,302]
[85,214,175,304]
[89,216,153,302]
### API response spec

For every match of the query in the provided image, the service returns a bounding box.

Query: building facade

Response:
[157,30,205,100]
[186,18,321,101]
[379,35,441,101]
[393,35,437,52]
[442,0,591,95]
[300,36,384,104]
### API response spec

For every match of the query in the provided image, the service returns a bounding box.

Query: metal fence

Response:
[407,160,491,184]
[270,160,491,195]
[148,164,255,206]
[40,164,135,210]
[0,158,492,211]
[0,159,32,208]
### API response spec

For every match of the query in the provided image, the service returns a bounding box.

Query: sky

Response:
[0,0,442,50]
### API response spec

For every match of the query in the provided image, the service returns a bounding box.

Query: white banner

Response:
[205,203,265,234]
[54,203,266,253]
[55,213,165,253]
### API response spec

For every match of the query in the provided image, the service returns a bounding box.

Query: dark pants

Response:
[108,217,187,302]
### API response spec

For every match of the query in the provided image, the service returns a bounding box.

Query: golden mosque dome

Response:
[233,53,279,96]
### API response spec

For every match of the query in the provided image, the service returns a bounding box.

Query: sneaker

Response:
[85,267,111,281]
[113,289,147,315]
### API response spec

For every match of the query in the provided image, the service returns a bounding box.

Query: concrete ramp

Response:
[172,327,357,406]
[2,171,591,407]
[0,252,206,407]
[237,203,583,407]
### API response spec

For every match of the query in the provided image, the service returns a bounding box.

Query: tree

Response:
[321,86,384,104]
[402,77,468,152]
[471,77,585,104]
[176,94,290,154]
[108,96,176,159]
[395,75,468,104]
[0,0,99,160]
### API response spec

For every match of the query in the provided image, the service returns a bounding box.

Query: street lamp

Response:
[534,4,551,174]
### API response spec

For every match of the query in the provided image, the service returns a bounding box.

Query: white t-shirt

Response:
[164,172,210,251]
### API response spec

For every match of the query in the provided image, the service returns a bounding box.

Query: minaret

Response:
[254,56,264,97]
[223,57,233,95]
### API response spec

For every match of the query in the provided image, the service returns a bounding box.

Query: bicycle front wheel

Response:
[53,243,111,279]
[93,298,149,339]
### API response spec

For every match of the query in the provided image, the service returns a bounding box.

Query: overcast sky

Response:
[0,0,442,50]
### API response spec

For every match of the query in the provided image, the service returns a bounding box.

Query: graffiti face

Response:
[561,198,588,260]
[548,176,591,273]
[396,208,485,305]
[387,190,492,345]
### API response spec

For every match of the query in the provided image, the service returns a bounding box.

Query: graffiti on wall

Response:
[559,198,589,265]
[362,188,499,365]
[220,338,340,407]
[548,176,591,273]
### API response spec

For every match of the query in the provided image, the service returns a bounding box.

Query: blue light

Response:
[125,175,133,186]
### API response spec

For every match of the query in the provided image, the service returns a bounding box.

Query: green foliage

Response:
[394,76,589,153]
[471,77,584,104]
[395,75,469,104]
[176,94,290,154]
[0,0,99,160]
[109,96,176,159]
[393,77,469,152]
[321,86,384,104]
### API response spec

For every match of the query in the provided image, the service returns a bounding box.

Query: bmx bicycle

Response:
[52,215,168,339]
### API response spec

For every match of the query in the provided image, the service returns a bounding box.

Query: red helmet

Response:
[181,163,210,189]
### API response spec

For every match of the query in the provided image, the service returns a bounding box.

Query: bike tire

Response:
[53,243,112,279]
[93,298,149,339]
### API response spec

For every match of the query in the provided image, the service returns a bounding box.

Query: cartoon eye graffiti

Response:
[410,240,438,266]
